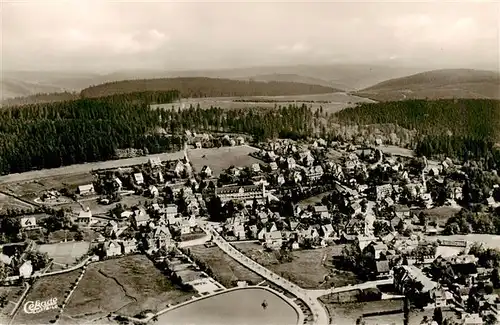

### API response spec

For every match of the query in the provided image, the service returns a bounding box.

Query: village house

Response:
[252,163,261,173]
[375,260,391,278]
[114,177,123,191]
[376,184,393,202]
[216,184,266,202]
[132,208,150,229]
[74,209,96,227]
[264,231,283,250]
[201,165,212,178]
[78,184,95,196]
[313,205,330,219]
[305,165,324,181]
[19,261,33,278]
[104,240,122,257]
[269,162,278,171]
[393,265,437,299]
[154,226,173,249]
[149,157,162,169]
[20,216,38,230]
[134,172,144,185]
[174,161,185,176]
[148,185,159,198]
[165,204,178,220]
[121,239,138,254]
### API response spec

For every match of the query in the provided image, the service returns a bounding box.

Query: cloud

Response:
[275,42,311,54]
[1,1,498,71]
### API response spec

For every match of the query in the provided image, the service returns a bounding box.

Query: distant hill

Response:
[80,77,338,98]
[0,79,67,100]
[335,98,500,159]
[1,64,425,102]
[1,92,80,106]
[355,69,500,101]
[234,73,343,90]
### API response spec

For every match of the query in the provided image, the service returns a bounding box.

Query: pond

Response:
[157,287,299,325]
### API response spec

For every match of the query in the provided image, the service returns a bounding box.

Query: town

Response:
[1,130,500,325]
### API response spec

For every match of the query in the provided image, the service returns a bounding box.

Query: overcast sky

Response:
[1,0,499,72]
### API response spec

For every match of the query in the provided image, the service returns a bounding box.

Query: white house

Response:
[149,157,162,168]
[78,184,94,196]
[20,216,37,229]
[134,173,144,185]
[75,209,96,227]
[148,185,159,198]
[201,165,212,178]
[252,163,261,173]
[104,240,122,257]
[19,261,33,278]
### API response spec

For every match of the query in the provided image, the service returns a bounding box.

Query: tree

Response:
[25,251,50,271]
[433,307,443,325]
[373,220,391,237]
[0,262,6,282]
[492,268,500,288]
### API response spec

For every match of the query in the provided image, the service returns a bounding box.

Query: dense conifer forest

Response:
[335,99,500,160]
[0,91,183,174]
[1,87,500,176]
[80,77,337,98]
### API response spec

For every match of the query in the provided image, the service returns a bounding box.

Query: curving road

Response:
[200,223,329,325]
[199,221,394,325]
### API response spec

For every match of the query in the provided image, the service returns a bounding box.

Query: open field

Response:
[299,191,333,206]
[12,270,81,325]
[320,299,403,325]
[234,243,360,289]
[38,241,90,266]
[0,145,255,186]
[0,192,35,211]
[0,285,25,319]
[0,173,95,199]
[64,255,192,321]
[151,92,375,114]
[188,145,260,176]
[189,245,264,288]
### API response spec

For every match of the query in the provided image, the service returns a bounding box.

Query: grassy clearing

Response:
[64,255,192,321]
[152,92,373,114]
[180,232,206,242]
[234,243,360,289]
[421,206,461,226]
[299,191,332,206]
[187,146,260,176]
[38,241,90,265]
[1,173,95,199]
[0,193,35,211]
[0,286,25,318]
[13,270,81,325]
[47,229,99,244]
[189,245,264,288]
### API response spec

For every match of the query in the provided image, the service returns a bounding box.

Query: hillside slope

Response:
[80,77,338,98]
[234,73,341,90]
[355,69,500,101]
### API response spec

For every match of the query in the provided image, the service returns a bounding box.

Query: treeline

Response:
[335,99,500,160]
[161,104,317,142]
[0,90,319,174]
[0,91,182,174]
[1,91,80,106]
[80,77,336,98]
[335,99,500,140]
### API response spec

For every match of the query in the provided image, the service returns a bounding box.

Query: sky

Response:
[1,0,499,73]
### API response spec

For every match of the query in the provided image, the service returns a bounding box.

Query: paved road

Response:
[308,278,393,299]
[198,221,394,325]
[200,223,330,325]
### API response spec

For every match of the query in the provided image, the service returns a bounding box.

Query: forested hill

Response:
[335,99,500,160]
[80,77,337,98]
[1,91,80,107]
[0,91,182,174]
[355,69,500,101]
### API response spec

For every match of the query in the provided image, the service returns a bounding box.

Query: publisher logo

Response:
[23,298,58,314]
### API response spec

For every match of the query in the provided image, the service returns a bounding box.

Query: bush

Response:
[357,288,382,302]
